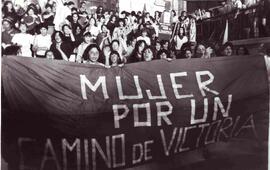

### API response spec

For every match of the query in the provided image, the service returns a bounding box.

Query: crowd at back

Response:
[2,0,253,67]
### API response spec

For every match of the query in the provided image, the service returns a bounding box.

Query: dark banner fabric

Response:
[1,55,269,170]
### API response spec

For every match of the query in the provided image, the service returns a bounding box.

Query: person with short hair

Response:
[220,42,234,56]
[45,50,55,59]
[33,24,52,58]
[142,47,154,62]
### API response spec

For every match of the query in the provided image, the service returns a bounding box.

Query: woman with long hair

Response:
[128,40,146,63]
[50,31,74,60]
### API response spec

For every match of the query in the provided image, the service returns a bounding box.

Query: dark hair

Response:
[111,39,120,46]
[71,13,80,21]
[118,18,126,27]
[142,46,154,61]
[134,40,146,54]
[62,24,71,33]
[71,7,77,12]
[236,46,249,55]
[194,42,206,58]
[183,48,193,58]
[51,31,65,42]
[3,45,21,55]
[26,6,37,15]
[38,23,48,30]
[18,21,28,29]
[178,27,186,36]
[83,32,91,37]
[82,44,101,61]
[160,40,170,48]
[109,50,122,65]
[172,10,176,16]
[45,4,53,9]
[89,17,97,26]
[220,42,234,56]
[157,49,170,59]
[2,1,16,16]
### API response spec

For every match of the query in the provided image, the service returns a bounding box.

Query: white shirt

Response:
[33,34,52,56]
[174,36,188,50]
[12,33,34,57]
[137,36,151,46]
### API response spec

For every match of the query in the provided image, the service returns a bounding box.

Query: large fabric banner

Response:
[1,55,269,170]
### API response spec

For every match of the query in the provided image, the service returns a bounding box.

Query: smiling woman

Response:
[82,44,105,66]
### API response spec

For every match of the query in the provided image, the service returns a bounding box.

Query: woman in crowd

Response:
[173,27,188,57]
[194,43,206,58]
[21,6,41,34]
[157,49,172,61]
[73,24,84,46]
[76,32,94,63]
[85,17,99,37]
[236,45,249,55]
[2,17,18,49]
[78,11,89,30]
[142,47,154,62]
[82,44,104,65]
[220,42,234,56]
[62,24,76,43]
[45,50,55,59]
[50,31,74,60]
[96,24,111,49]
[183,48,193,59]
[33,24,52,58]
[204,43,216,58]
[153,40,161,58]
[42,4,55,25]
[125,37,137,58]
[111,39,126,62]
[128,40,146,63]
[69,13,80,32]
[2,1,18,22]
[137,28,151,46]
[107,15,117,36]
[11,22,34,57]
[109,50,122,67]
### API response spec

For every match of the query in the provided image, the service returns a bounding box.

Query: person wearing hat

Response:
[33,23,52,58]
[2,17,19,49]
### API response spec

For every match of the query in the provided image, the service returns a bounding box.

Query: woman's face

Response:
[119,21,124,27]
[102,25,108,33]
[156,43,161,51]
[143,48,153,61]
[19,24,27,33]
[131,39,137,47]
[238,47,245,55]
[112,42,119,51]
[185,50,192,59]
[84,36,91,43]
[40,27,48,36]
[138,42,145,53]
[223,46,233,56]
[205,47,214,58]
[110,54,118,64]
[46,51,54,59]
[7,2,13,10]
[73,14,79,22]
[111,16,116,22]
[55,32,62,43]
[160,52,167,59]
[76,26,81,34]
[196,44,206,57]
[179,28,184,35]
[163,42,169,50]
[90,18,95,25]
[63,26,71,34]
[89,47,100,62]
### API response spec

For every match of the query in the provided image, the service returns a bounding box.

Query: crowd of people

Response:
[1,0,267,67]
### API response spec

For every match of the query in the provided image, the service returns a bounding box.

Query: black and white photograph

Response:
[1,0,270,169]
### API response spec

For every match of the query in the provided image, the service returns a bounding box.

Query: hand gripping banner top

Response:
[1,55,269,170]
